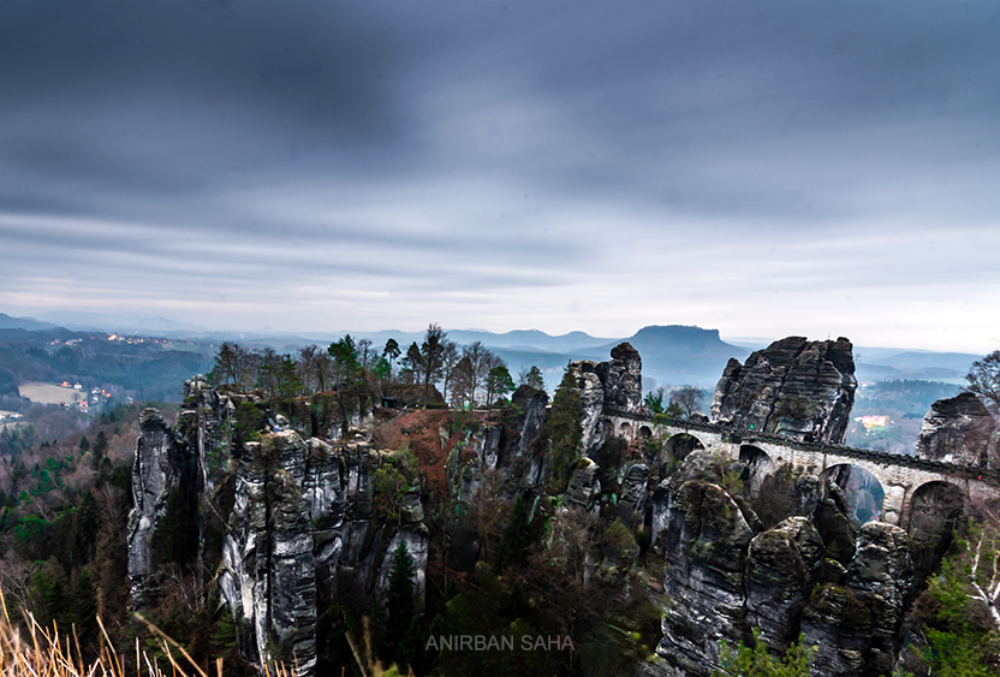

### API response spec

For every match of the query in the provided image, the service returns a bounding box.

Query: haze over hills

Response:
[32,310,209,335]
[0,311,985,393]
[0,313,62,332]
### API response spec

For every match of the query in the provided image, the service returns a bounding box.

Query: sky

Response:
[1,0,999,353]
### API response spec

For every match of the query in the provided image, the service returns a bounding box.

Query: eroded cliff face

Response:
[597,342,643,412]
[130,397,430,676]
[917,391,996,466]
[745,517,824,652]
[567,342,643,457]
[127,340,946,677]
[128,407,196,609]
[711,337,857,444]
[651,450,917,677]
[218,431,429,674]
[656,481,754,676]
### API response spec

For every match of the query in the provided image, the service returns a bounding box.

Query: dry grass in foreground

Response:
[0,589,299,677]
[0,588,414,677]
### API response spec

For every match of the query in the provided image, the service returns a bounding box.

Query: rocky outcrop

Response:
[128,408,196,609]
[745,517,824,652]
[907,481,964,583]
[799,522,914,677]
[846,523,913,675]
[508,384,549,460]
[801,582,873,676]
[814,475,861,565]
[656,481,754,676]
[131,383,428,677]
[565,457,602,513]
[219,432,428,675]
[566,342,644,458]
[651,451,728,552]
[179,375,236,495]
[711,337,857,444]
[916,392,996,466]
[596,342,642,412]
[618,463,649,524]
[221,431,317,674]
[566,360,606,458]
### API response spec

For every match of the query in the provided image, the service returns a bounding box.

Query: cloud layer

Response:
[1,0,998,351]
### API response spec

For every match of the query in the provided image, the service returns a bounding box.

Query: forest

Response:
[0,326,996,676]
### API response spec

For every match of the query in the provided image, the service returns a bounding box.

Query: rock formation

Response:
[567,342,643,457]
[649,449,918,677]
[131,396,429,676]
[128,408,195,609]
[565,457,601,513]
[656,481,755,676]
[907,481,965,583]
[508,384,549,460]
[846,523,913,674]
[218,432,428,675]
[221,431,319,673]
[125,340,947,677]
[566,360,606,457]
[745,517,824,652]
[711,336,857,444]
[596,342,643,412]
[916,391,996,466]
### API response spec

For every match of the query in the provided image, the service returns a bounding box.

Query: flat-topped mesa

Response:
[710,336,857,444]
[917,391,996,467]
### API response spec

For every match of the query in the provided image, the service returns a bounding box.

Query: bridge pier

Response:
[882,485,907,526]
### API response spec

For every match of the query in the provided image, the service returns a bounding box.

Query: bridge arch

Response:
[662,432,705,465]
[619,421,632,440]
[638,425,652,440]
[738,445,776,498]
[819,463,886,525]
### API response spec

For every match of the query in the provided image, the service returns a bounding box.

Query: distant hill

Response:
[0,313,61,331]
[32,311,207,335]
[867,351,980,373]
[586,325,747,391]
[295,328,617,354]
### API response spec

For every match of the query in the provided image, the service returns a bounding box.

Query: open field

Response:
[18,382,86,404]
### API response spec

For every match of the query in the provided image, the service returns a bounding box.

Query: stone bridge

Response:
[604,408,997,527]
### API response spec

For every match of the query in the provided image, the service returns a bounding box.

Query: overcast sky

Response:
[1,0,998,352]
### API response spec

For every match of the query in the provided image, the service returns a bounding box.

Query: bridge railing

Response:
[602,407,998,483]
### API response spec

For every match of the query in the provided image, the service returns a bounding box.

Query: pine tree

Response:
[387,541,416,660]
[495,494,532,571]
[549,368,583,491]
[92,431,108,461]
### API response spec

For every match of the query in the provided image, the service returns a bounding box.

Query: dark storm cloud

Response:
[1,0,999,348]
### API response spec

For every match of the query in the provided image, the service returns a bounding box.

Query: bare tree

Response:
[459,341,495,405]
[670,386,707,418]
[967,350,1000,416]
[255,347,281,396]
[298,344,333,392]
[212,342,257,388]
[357,338,375,372]
[451,356,475,409]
